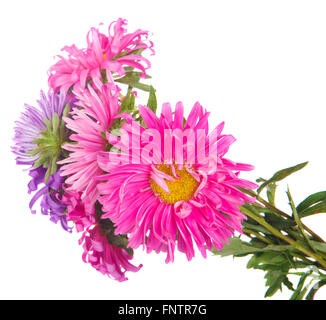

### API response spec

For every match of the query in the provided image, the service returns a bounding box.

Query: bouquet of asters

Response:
[12,18,326,299]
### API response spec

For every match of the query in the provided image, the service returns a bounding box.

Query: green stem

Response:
[243,228,273,244]
[290,252,316,265]
[241,207,326,270]
[240,188,326,244]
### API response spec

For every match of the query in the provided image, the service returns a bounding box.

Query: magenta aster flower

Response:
[12,90,74,231]
[96,102,258,262]
[80,224,142,282]
[58,80,120,209]
[48,18,153,93]
[62,191,142,281]
[62,189,95,232]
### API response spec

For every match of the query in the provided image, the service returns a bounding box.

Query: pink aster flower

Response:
[58,79,120,208]
[96,102,258,263]
[48,18,153,93]
[62,190,141,281]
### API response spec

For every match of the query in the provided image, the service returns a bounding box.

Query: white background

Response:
[1,0,326,300]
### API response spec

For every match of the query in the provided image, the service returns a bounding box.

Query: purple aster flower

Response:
[13,90,74,232]
[28,168,72,232]
[13,90,68,166]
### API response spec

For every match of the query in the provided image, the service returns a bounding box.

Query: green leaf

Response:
[115,72,151,92]
[120,88,135,114]
[298,201,326,218]
[306,240,326,254]
[250,238,267,248]
[127,48,145,56]
[283,276,295,291]
[296,284,310,300]
[44,166,51,184]
[63,103,70,117]
[257,162,308,194]
[95,202,133,256]
[264,270,286,297]
[147,86,157,114]
[251,204,275,214]
[131,82,151,92]
[52,113,60,133]
[44,118,52,133]
[255,264,287,272]
[246,255,259,268]
[213,237,291,258]
[264,211,296,231]
[306,279,326,300]
[212,237,262,257]
[266,182,277,206]
[287,187,316,252]
[33,153,49,169]
[262,244,294,252]
[247,252,288,268]
[49,155,58,177]
[296,191,326,212]
[290,271,312,300]
[296,191,326,218]
[242,221,273,235]
[213,237,292,257]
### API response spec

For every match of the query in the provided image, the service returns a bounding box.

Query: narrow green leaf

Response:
[256,263,289,272]
[127,48,144,56]
[120,88,134,114]
[283,276,295,291]
[242,221,273,235]
[298,201,326,218]
[250,238,267,248]
[115,72,151,92]
[262,244,294,252]
[307,240,326,254]
[290,271,312,300]
[296,191,326,218]
[267,182,277,206]
[116,72,140,84]
[50,155,58,177]
[306,279,326,300]
[147,86,157,114]
[44,118,52,133]
[130,91,135,110]
[257,162,308,194]
[63,103,70,117]
[251,205,275,214]
[33,153,48,168]
[100,131,107,140]
[287,187,316,253]
[44,165,51,184]
[131,82,151,92]
[290,261,311,269]
[296,191,326,212]
[51,113,59,133]
[264,211,296,231]
[213,237,292,257]
[296,284,309,300]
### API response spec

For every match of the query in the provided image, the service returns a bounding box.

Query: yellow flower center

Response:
[150,164,199,204]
